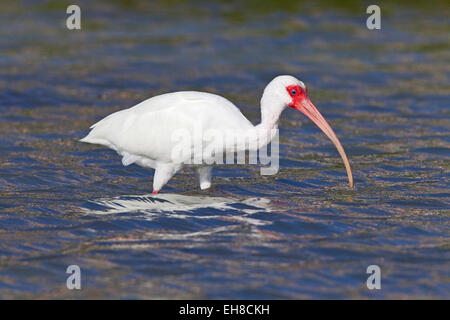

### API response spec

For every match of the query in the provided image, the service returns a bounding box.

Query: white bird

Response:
[80,75,353,193]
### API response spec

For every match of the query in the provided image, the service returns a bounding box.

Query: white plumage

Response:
[81,75,354,193]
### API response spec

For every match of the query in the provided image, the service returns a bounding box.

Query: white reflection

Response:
[83,194,273,225]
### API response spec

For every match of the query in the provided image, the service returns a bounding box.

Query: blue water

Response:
[0,1,449,298]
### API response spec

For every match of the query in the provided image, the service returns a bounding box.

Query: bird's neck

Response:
[259,91,284,131]
[259,111,281,130]
[251,98,283,148]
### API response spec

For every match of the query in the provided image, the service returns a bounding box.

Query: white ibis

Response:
[80,75,353,193]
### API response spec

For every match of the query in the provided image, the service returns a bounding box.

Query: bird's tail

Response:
[79,131,110,147]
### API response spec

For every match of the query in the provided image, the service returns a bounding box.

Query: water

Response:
[0,0,449,299]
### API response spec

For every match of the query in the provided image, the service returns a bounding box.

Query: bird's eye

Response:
[291,89,297,95]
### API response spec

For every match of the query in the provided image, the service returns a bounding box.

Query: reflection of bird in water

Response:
[81,194,276,244]
[83,193,272,217]
[81,75,353,193]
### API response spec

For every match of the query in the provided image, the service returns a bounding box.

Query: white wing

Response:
[80,91,255,165]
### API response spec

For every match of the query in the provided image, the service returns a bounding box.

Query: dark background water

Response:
[0,0,449,299]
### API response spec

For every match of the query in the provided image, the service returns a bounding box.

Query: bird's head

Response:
[261,75,354,187]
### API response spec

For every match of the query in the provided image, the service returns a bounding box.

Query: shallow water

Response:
[0,1,449,299]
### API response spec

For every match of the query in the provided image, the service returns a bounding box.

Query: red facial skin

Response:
[286,84,307,108]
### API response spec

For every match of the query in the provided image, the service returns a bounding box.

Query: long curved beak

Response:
[293,98,354,187]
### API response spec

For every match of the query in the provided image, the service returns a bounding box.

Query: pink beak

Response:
[293,98,354,187]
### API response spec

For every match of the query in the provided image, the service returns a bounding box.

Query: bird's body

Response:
[81,75,354,193]
[82,92,254,161]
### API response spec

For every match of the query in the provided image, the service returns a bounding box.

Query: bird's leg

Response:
[196,166,212,190]
[152,164,179,194]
